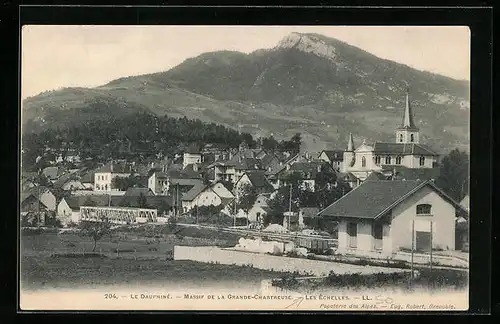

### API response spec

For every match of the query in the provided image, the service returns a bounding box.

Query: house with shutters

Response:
[317,179,468,258]
[341,90,440,181]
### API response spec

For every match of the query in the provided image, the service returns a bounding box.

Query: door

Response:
[346,222,357,248]
[415,231,431,252]
[373,223,383,250]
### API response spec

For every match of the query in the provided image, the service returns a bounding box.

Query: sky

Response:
[21,25,470,99]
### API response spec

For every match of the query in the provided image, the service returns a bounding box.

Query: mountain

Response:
[22,32,470,154]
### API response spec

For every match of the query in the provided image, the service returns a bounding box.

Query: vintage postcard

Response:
[20,25,470,311]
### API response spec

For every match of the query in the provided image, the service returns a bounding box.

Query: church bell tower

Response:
[395,88,420,144]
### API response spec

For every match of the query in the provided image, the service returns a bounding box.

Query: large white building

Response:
[342,90,439,181]
[94,162,133,191]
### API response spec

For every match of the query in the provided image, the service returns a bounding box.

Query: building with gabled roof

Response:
[234,170,275,197]
[318,150,344,171]
[318,179,468,257]
[341,89,440,181]
[124,187,155,197]
[181,182,235,214]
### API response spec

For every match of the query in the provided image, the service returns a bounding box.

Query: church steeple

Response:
[400,88,418,130]
[347,133,354,151]
[395,87,420,144]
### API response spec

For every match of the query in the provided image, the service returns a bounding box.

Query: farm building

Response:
[318,179,468,258]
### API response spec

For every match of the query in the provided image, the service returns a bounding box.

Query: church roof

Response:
[372,142,438,156]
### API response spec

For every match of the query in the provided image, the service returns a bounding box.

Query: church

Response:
[341,90,439,182]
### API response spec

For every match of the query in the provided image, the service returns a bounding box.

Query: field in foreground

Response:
[21,230,282,291]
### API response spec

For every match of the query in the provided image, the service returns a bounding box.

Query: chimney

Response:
[110,162,114,173]
[193,163,198,172]
[317,165,321,173]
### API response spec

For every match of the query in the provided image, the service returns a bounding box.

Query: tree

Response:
[237,183,258,225]
[436,149,469,201]
[262,136,279,152]
[137,193,148,208]
[111,177,129,191]
[79,216,112,252]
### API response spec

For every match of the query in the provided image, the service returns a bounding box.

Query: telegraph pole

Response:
[411,219,415,284]
[288,184,292,230]
[430,221,433,273]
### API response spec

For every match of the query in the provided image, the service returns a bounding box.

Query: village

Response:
[20,91,470,289]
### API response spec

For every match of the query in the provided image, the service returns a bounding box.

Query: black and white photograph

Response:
[19,24,471,311]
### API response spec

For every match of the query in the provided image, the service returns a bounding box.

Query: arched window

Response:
[399,134,403,142]
[416,204,432,215]
[385,156,391,164]
[419,156,425,166]
[410,134,415,142]
[361,156,366,167]
[375,156,381,164]
[396,156,402,164]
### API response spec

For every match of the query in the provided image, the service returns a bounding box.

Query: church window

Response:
[375,156,381,164]
[419,156,425,166]
[361,156,366,167]
[399,134,403,142]
[385,156,391,164]
[410,134,415,142]
[396,156,402,165]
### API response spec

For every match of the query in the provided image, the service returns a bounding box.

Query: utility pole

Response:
[233,198,236,227]
[430,221,433,273]
[288,184,292,230]
[411,219,415,284]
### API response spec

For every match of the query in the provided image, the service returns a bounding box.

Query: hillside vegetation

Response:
[22,32,470,154]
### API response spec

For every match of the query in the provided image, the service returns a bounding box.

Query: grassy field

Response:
[20,226,280,291]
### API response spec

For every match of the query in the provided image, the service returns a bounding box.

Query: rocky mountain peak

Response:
[276,32,338,61]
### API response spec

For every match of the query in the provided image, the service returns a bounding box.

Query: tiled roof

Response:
[318,180,427,219]
[287,161,332,179]
[170,178,203,188]
[64,195,119,210]
[243,170,274,192]
[365,172,390,181]
[95,162,133,174]
[80,170,95,183]
[117,195,173,209]
[379,166,440,181]
[181,183,207,201]
[372,142,438,156]
[124,188,154,197]
[318,179,467,220]
[320,150,344,161]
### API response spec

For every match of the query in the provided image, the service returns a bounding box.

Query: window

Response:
[385,156,391,164]
[375,156,381,164]
[416,204,432,215]
[396,156,402,165]
[361,156,366,167]
[419,156,425,166]
[399,134,403,142]
[410,134,415,142]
